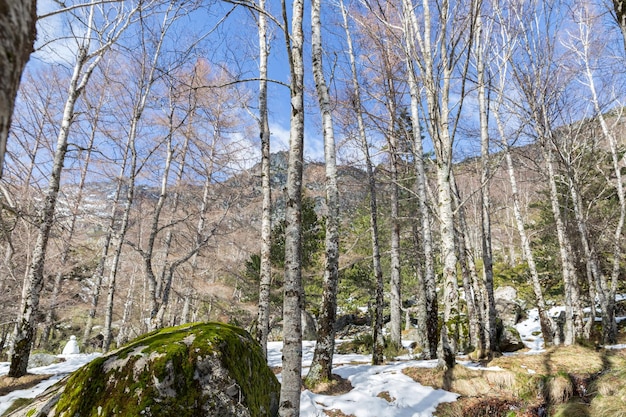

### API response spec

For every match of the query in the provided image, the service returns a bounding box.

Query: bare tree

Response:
[255,0,273,359]
[279,0,305,413]
[400,0,438,359]
[402,0,477,368]
[507,0,583,344]
[306,0,341,387]
[10,1,140,377]
[339,0,385,365]
[491,1,554,345]
[565,5,624,343]
[474,7,497,355]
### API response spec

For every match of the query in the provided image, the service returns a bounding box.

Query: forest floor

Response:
[1,309,626,416]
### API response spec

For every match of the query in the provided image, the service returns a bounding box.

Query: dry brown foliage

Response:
[307,374,353,396]
[0,373,52,397]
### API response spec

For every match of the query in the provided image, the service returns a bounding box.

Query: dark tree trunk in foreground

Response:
[0,0,37,177]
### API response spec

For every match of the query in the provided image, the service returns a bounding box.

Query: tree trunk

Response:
[387,110,402,351]
[543,142,583,345]
[306,0,340,387]
[579,41,623,344]
[339,0,385,365]
[0,0,37,177]
[255,0,273,359]
[475,12,497,355]
[83,135,130,345]
[498,128,554,345]
[279,0,305,413]
[401,0,438,358]
[41,98,99,349]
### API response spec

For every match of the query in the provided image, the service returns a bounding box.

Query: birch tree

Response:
[102,1,180,351]
[339,0,386,365]
[491,2,554,345]
[402,0,477,368]
[400,0,438,359]
[507,0,583,344]
[306,0,341,386]
[279,0,305,413]
[39,87,103,348]
[565,5,624,343]
[9,1,139,377]
[255,0,273,359]
[474,7,497,355]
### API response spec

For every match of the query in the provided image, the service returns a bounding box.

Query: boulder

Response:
[494,286,517,302]
[8,322,280,417]
[495,298,523,327]
[498,325,525,352]
[494,286,522,328]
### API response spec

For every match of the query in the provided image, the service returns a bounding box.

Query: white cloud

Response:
[35,0,77,65]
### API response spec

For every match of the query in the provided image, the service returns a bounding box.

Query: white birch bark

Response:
[339,0,385,365]
[256,0,273,358]
[475,12,497,354]
[491,3,554,345]
[543,140,583,345]
[571,13,623,342]
[279,0,305,413]
[306,0,340,386]
[400,0,438,358]
[40,101,99,348]
[403,0,470,368]
[82,130,131,345]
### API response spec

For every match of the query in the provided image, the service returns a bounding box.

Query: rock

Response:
[495,298,523,327]
[494,286,522,328]
[498,325,525,352]
[494,286,517,302]
[61,335,80,355]
[8,322,280,417]
[28,353,61,368]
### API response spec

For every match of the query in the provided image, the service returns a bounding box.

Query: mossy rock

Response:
[7,322,280,417]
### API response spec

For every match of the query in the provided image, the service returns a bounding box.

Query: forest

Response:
[0,0,626,415]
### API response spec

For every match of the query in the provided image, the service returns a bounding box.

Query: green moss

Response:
[54,322,279,417]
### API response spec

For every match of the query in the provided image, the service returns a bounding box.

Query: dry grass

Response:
[590,395,626,417]
[0,374,53,397]
[552,399,592,417]
[490,345,605,375]
[322,409,356,417]
[543,373,574,405]
[376,391,395,403]
[403,365,517,398]
[405,345,626,416]
[307,374,353,396]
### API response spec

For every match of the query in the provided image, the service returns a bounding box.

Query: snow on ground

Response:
[0,354,101,415]
[0,343,457,417]
[2,301,622,416]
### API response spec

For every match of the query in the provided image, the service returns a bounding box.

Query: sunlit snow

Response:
[1,305,624,416]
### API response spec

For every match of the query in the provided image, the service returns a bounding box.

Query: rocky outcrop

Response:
[8,322,280,417]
